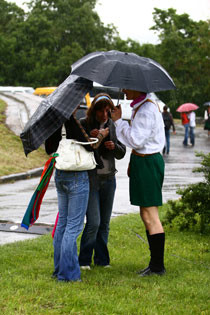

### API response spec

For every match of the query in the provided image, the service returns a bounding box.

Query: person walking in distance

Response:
[181,112,190,146]
[162,105,176,155]
[188,111,196,146]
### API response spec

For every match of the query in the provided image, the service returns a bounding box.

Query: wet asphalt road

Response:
[0,93,209,244]
[0,125,209,245]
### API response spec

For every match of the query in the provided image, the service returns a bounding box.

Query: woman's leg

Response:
[94,177,116,266]
[79,186,100,267]
[55,171,89,281]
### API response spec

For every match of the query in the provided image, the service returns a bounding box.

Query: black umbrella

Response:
[71,50,176,93]
[203,101,210,106]
[20,75,92,156]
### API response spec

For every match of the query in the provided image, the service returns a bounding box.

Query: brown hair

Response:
[86,93,114,125]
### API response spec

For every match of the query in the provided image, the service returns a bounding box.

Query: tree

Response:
[0,0,118,86]
[150,8,210,116]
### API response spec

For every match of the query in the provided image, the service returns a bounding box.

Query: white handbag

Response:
[55,137,98,171]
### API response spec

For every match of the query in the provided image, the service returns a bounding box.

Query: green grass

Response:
[0,99,48,176]
[0,213,209,315]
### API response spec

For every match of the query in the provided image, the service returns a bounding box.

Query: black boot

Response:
[140,233,166,277]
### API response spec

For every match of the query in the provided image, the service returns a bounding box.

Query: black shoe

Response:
[51,272,57,279]
[139,267,166,277]
[136,266,150,275]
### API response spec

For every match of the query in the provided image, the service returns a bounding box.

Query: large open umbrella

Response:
[176,103,199,112]
[20,75,92,156]
[71,50,176,93]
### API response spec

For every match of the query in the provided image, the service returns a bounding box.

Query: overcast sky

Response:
[10,0,210,44]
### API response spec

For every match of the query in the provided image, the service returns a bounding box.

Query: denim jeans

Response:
[189,127,195,146]
[79,176,116,266]
[183,123,189,146]
[163,129,170,154]
[54,170,89,281]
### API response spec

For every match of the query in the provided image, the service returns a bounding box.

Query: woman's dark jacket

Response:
[45,115,92,155]
[80,117,126,176]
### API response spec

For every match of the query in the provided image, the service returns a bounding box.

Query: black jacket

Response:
[80,117,126,176]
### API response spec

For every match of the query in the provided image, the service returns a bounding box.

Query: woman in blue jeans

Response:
[45,114,108,282]
[79,93,126,269]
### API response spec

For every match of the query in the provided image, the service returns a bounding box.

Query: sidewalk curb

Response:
[0,167,43,184]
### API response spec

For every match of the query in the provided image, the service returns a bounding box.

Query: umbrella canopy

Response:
[20,75,92,156]
[176,103,199,113]
[71,50,176,93]
[203,101,210,106]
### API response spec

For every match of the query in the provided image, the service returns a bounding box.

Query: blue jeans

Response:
[54,170,89,281]
[183,124,189,146]
[79,176,116,266]
[163,129,170,154]
[189,127,195,146]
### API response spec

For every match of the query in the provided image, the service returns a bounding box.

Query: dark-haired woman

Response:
[79,93,126,269]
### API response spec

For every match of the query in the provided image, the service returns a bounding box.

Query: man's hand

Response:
[111,105,122,121]
[104,141,115,150]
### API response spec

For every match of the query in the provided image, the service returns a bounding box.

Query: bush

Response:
[163,152,210,233]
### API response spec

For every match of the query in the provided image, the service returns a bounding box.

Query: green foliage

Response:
[163,152,210,233]
[150,8,210,117]
[0,1,209,111]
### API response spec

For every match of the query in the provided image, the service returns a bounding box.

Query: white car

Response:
[89,82,166,120]
[0,86,35,94]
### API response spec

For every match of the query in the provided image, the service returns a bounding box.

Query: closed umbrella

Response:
[176,103,199,112]
[21,154,57,230]
[71,50,176,93]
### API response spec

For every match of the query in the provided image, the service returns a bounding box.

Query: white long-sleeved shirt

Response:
[114,94,165,154]
[188,111,196,127]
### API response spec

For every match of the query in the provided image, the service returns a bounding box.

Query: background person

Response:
[204,106,210,137]
[162,105,176,154]
[111,89,166,277]
[188,110,196,146]
[79,93,126,269]
[181,112,190,146]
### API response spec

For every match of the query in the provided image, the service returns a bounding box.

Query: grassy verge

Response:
[0,213,209,315]
[0,99,48,176]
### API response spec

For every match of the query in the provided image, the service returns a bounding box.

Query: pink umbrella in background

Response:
[176,103,199,112]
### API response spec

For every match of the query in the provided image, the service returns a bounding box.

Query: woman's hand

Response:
[99,127,109,138]
[90,129,99,137]
[104,141,115,150]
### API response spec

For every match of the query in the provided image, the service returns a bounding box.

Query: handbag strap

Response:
[72,138,98,145]
[72,114,102,149]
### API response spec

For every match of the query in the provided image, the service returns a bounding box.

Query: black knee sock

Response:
[146,230,151,265]
[149,233,165,272]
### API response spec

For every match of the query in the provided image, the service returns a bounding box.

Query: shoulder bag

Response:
[55,137,98,171]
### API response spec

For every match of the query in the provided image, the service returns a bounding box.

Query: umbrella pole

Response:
[117,88,121,106]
